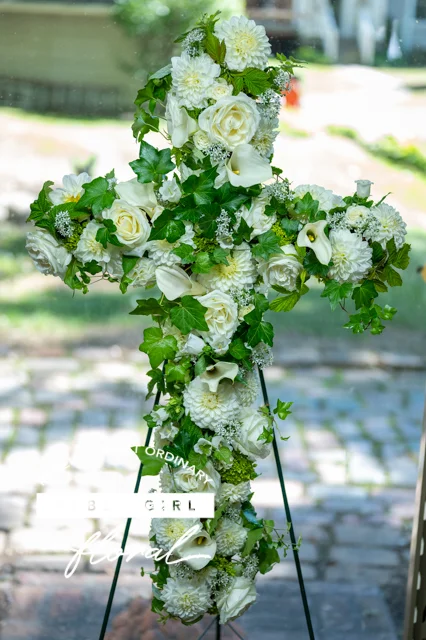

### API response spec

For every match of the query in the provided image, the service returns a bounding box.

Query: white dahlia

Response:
[214,518,248,556]
[235,370,260,407]
[217,481,252,505]
[74,221,111,268]
[183,378,240,430]
[151,518,200,551]
[215,16,271,71]
[251,117,279,158]
[161,577,212,622]
[147,222,195,267]
[49,172,90,205]
[197,244,256,293]
[367,202,407,249]
[171,52,220,109]
[294,184,344,214]
[328,228,373,283]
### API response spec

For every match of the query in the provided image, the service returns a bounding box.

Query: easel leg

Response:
[258,367,316,640]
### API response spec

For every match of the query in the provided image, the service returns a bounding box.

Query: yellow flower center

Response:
[307,231,316,242]
[165,522,186,540]
[64,194,80,203]
[217,257,238,278]
[201,391,220,410]
[235,33,258,56]
[184,72,201,88]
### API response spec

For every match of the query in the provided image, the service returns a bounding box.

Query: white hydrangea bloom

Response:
[328,228,373,283]
[151,518,200,551]
[171,53,220,109]
[74,221,111,268]
[50,172,90,205]
[214,518,248,556]
[367,202,407,249]
[215,16,271,71]
[197,244,256,293]
[294,184,344,213]
[183,378,240,430]
[161,577,212,622]
[147,222,195,267]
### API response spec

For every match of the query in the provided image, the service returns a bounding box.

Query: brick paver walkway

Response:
[0,349,424,638]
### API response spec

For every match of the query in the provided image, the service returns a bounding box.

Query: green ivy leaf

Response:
[371,241,385,263]
[251,230,282,261]
[194,354,213,377]
[132,446,166,476]
[242,527,264,556]
[139,327,177,368]
[172,243,196,264]
[303,251,330,277]
[321,280,353,311]
[269,292,300,312]
[352,281,378,309]
[198,206,220,239]
[165,358,192,384]
[384,266,403,287]
[170,296,209,335]
[132,107,160,141]
[214,182,249,213]
[149,209,185,243]
[258,540,280,574]
[392,243,411,270]
[204,32,226,63]
[146,368,166,399]
[294,193,320,220]
[247,321,274,347]
[192,252,215,274]
[122,255,139,275]
[273,400,293,420]
[77,176,115,215]
[27,181,54,222]
[130,141,175,184]
[181,168,216,205]
[233,217,252,245]
[165,415,203,461]
[212,247,230,265]
[130,298,168,319]
[229,338,252,361]
[372,279,388,293]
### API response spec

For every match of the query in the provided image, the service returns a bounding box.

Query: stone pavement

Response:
[0,348,424,638]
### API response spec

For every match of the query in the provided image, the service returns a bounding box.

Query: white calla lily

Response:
[166,94,198,148]
[297,220,332,265]
[176,527,217,570]
[115,178,157,211]
[199,361,239,392]
[155,265,206,301]
[225,144,273,188]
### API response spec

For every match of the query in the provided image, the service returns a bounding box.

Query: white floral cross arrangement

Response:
[26,12,410,627]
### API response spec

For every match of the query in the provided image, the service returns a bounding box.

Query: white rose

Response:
[197,290,239,354]
[258,244,302,292]
[166,93,198,148]
[344,204,370,229]
[207,79,234,101]
[198,94,260,151]
[102,199,150,253]
[193,130,211,152]
[115,178,157,211]
[241,195,276,239]
[217,577,257,624]
[170,461,221,494]
[26,230,71,278]
[234,407,273,460]
[158,178,181,204]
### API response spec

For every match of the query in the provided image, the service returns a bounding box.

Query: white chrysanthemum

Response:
[217,481,252,505]
[171,53,220,109]
[251,117,279,157]
[328,228,373,283]
[235,370,259,407]
[197,244,256,293]
[147,222,195,266]
[215,16,271,71]
[215,518,248,556]
[367,202,407,249]
[183,378,240,430]
[294,184,344,213]
[50,172,90,205]
[161,577,212,622]
[74,221,111,268]
[344,204,371,231]
[151,518,200,551]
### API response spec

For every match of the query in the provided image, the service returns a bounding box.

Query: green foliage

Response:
[273,400,293,421]
[149,209,185,243]
[132,445,166,476]
[130,141,175,185]
[139,327,178,368]
[77,175,116,215]
[321,280,353,311]
[169,296,209,334]
[96,219,123,248]
[251,230,282,261]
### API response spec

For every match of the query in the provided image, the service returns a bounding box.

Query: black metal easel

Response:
[98,367,316,639]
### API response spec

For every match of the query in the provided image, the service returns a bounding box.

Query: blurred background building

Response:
[1,0,426,115]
